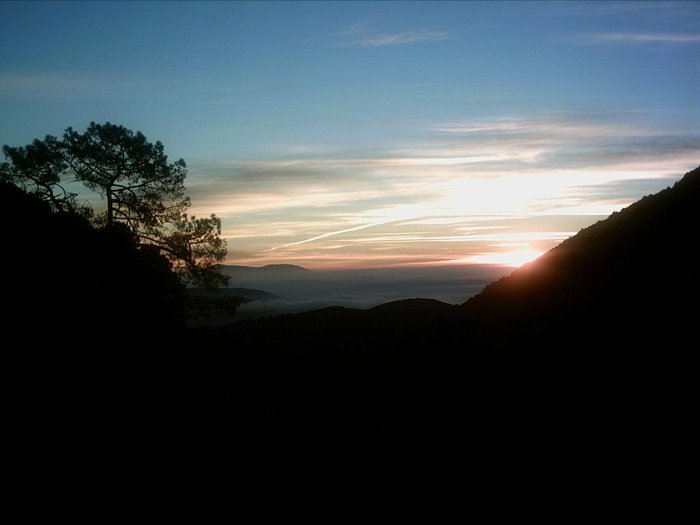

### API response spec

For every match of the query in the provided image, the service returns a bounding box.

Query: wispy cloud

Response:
[207,86,270,94]
[186,112,699,267]
[348,30,452,48]
[197,100,236,106]
[0,71,149,97]
[555,0,700,22]
[267,218,403,251]
[336,22,453,48]
[427,114,646,137]
[569,32,700,45]
[555,1,684,17]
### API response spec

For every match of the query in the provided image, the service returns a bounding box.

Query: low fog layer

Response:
[223,265,508,318]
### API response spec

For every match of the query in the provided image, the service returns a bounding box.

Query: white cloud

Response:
[427,114,652,137]
[186,112,699,267]
[267,218,403,251]
[336,22,453,48]
[349,30,453,47]
[569,32,700,44]
[555,1,687,17]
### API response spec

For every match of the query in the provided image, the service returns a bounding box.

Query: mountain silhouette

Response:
[183,166,698,488]
[438,165,699,481]
[7,166,698,504]
[462,165,699,327]
[221,263,311,279]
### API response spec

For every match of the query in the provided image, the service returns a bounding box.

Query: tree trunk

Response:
[106,187,113,228]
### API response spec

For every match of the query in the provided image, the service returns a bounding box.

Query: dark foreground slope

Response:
[6,167,698,504]
[146,167,698,488]
[447,166,699,478]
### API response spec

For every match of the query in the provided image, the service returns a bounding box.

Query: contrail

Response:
[266,218,403,252]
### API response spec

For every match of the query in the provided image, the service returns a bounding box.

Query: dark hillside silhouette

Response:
[462,165,699,329]
[6,166,698,505]
[1,182,185,340]
[2,182,186,474]
[176,167,698,487]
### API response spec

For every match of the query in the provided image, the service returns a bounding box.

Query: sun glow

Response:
[465,248,544,267]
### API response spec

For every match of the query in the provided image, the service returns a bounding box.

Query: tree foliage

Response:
[2,122,228,287]
[144,213,229,287]
[1,136,81,214]
[63,122,187,230]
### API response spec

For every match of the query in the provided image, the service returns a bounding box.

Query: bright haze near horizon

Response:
[1,1,698,271]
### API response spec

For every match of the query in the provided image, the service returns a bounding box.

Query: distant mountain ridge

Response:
[220,263,312,282]
[222,263,310,273]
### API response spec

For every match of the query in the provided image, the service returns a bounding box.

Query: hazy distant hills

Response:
[220,262,505,318]
[220,263,311,280]
[184,286,279,326]
[267,297,456,335]
[187,286,278,302]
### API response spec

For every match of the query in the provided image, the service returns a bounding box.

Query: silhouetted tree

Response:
[63,122,187,230]
[142,213,229,287]
[1,136,84,214]
[3,122,228,287]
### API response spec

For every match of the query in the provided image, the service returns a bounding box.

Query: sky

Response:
[1,1,698,269]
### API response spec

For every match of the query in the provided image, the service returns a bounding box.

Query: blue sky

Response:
[1,1,698,268]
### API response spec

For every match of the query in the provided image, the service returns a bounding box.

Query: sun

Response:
[466,248,544,267]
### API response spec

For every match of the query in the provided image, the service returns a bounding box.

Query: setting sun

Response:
[466,248,544,268]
